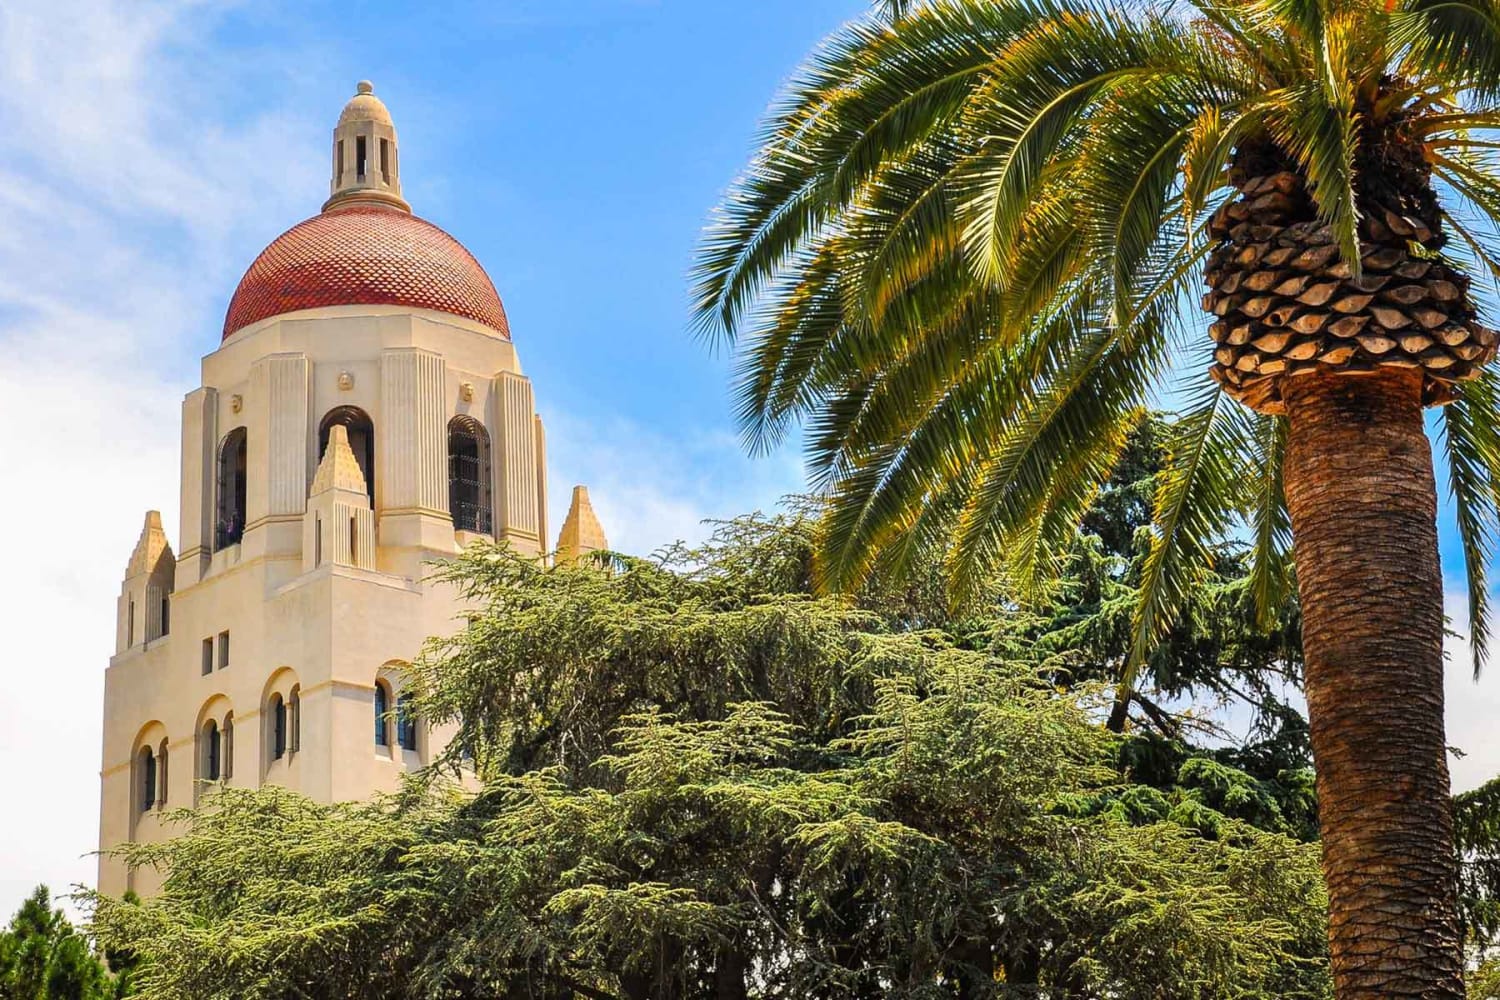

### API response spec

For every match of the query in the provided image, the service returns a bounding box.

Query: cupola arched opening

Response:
[215,427,248,550]
[447,416,491,534]
[319,406,375,507]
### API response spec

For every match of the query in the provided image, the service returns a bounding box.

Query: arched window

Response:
[223,715,235,780]
[374,681,390,747]
[319,407,375,508]
[216,427,248,550]
[288,686,302,754]
[269,694,287,761]
[447,417,492,534]
[396,692,417,752]
[139,747,156,812]
[203,719,221,782]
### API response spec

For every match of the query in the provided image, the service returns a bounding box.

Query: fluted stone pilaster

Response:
[492,371,542,550]
[379,348,447,515]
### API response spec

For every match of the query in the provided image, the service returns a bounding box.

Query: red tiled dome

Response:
[222,204,509,340]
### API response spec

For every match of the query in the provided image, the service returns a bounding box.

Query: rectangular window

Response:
[355,135,367,179]
[217,631,230,669]
[336,139,344,181]
[379,138,390,181]
[201,638,213,676]
[127,598,135,648]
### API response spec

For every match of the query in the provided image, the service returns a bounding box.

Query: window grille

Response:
[216,428,248,550]
[447,417,492,534]
[397,692,417,751]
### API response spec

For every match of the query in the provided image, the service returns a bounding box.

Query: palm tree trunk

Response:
[1281,368,1463,999]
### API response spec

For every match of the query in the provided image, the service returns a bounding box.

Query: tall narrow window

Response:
[270,694,286,761]
[203,720,221,782]
[159,594,170,637]
[127,597,135,647]
[314,514,323,567]
[216,428,248,550]
[397,692,417,752]
[218,631,230,669]
[355,135,367,179]
[201,638,213,676]
[447,417,492,534]
[157,742,169,806]
[139,747,156,812]
[223,715,235,780]
[374,682,390,747]
[289,686,302,754]
[336,139,345,182]
[379,138,390,182]
[319,407,375,508]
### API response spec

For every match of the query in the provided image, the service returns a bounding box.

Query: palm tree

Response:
[694,1,1500,996]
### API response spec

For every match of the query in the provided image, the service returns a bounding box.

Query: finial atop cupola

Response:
[324,80,410,213]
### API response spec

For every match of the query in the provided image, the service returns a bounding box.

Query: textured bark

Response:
[1281,368,1463,999]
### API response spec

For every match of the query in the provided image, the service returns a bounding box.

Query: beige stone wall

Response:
[98,305,541,897]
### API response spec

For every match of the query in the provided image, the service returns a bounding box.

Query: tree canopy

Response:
[90,486,1332,999]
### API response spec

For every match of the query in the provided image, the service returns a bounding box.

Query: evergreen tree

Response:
[89,509,1330,999]
[0,886,123,1000]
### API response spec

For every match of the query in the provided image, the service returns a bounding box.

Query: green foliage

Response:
[693,0,1500,678]
[1456,775,1500,949]
[89,513,1329,999]
[0,885,129,1000]
[1471,954,1500,1000]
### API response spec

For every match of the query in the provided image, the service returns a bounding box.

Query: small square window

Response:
[201,638,213,676]
[217,631,230,669]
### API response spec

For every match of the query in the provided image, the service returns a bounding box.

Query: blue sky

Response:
[188,0,867,488]
[1,0,1498,920]
[0,0,865,918]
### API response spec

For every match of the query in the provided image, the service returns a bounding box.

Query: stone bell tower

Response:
[98,81,607,897]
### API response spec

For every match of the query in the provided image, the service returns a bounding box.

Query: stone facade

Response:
[97,83,607,896]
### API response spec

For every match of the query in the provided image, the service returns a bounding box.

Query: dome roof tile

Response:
[222,204,509,340]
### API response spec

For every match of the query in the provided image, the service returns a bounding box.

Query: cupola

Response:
[221,81,510,341]
[325,81,409,213]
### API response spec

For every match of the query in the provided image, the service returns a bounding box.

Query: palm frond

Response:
[1442,375,1500,677]
[1395,0,1500,102]
[1127,379,1255,686]
[1246,413,1293,627]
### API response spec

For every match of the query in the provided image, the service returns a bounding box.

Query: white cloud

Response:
[0,0,805,922]
[0,0,320,919]
[3,0,1497,934]
[1443,591,1500,794]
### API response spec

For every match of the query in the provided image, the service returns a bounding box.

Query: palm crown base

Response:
[1206,170,1496,415]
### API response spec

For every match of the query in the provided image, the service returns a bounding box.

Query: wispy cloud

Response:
[0,0,319,917]
[1443,590,1500,794]
[0,0,802,919]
